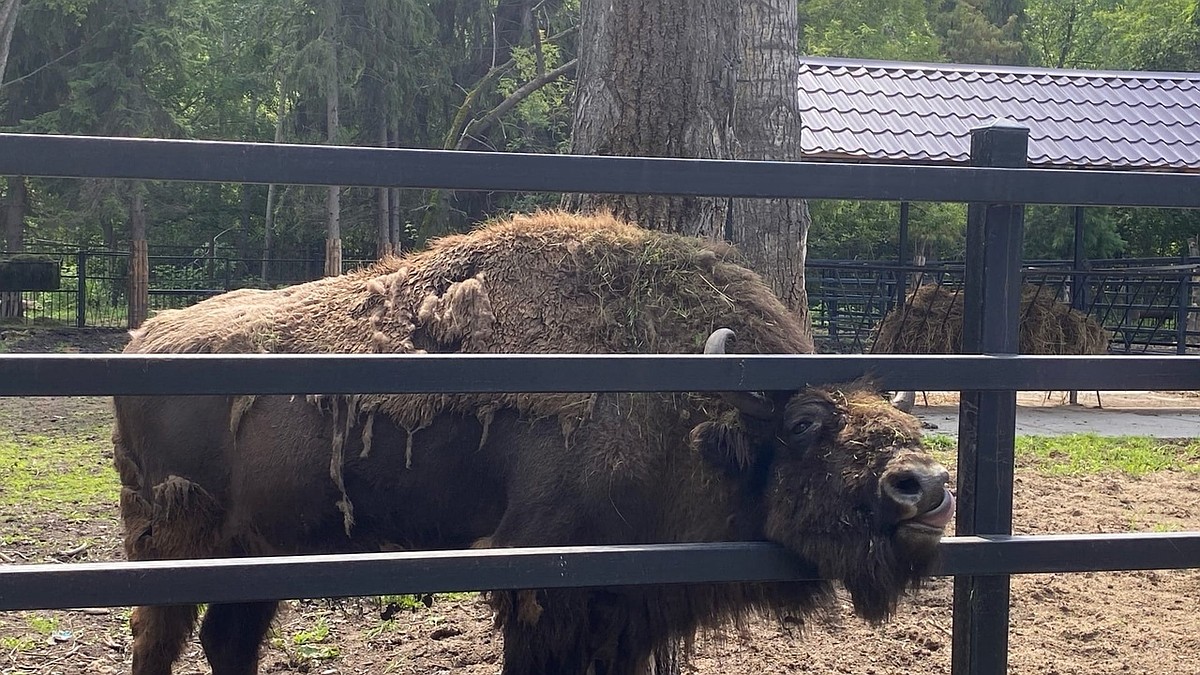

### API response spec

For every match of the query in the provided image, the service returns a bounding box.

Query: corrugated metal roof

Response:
[797,57,1200,172]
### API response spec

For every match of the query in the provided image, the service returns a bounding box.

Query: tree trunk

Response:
[389,116,401,252]
[0,175,26,318]
[731,0,811,323]
[262,88,288,284]
[127,183,149,329]
[2,175,22,252]
[566,0,738,237]
[323,3,342,278]
[236,96,256,278]
[377,117,391,258]
[0,0,20,85]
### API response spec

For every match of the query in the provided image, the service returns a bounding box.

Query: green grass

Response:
[925,433,1200,477]
[0,427,118,514]
[1018,434,1200,476]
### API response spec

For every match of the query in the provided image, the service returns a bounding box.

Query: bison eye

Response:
[788,418,820,443]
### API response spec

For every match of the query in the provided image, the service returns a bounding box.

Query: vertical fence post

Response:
[897,201,910,311]
[75,248,87,328]
[1070,206,1087,404]
[952,120,1028,675]
[1071,206,1087,313]
[1177,255,1189,355]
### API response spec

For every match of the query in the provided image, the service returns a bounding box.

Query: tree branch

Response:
[454,58,576,151]
[441,25,577,150]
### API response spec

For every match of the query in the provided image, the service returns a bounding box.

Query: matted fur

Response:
[128,210,813,434]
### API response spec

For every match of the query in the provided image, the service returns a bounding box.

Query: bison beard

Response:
[112,211,950,675]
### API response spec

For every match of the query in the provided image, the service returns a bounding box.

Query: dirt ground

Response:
[1,328,1198,675]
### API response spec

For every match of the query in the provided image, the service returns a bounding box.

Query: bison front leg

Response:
[130,605,200,675]
[199,602,279,675]
[119,477,227,675]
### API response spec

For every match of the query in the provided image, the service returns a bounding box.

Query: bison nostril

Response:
[884,471,923,506]
[892,475,922,497]
[882,462,952,520]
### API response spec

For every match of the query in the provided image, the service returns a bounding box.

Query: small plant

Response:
[291,617,330,646]
[2,635,37,652]
[288,617,339,662]
[25,614,58,636]
[923,433,957,464]
[364,619,398,640]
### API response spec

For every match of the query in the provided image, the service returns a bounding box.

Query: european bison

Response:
[113,212,953,675]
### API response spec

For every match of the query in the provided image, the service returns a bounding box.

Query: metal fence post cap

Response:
[971,118,1030,133]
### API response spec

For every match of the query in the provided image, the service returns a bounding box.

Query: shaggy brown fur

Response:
[114,212,949,675]
[872,283,1110,355]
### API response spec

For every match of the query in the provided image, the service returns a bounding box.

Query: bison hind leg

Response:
[199,602,279,675]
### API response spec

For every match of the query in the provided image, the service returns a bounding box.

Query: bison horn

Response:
[703,328,775,420]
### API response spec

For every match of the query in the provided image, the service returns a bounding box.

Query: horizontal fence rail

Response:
[3,134,1200,207]
[2,353,1200,396]
[3,533,1198,611]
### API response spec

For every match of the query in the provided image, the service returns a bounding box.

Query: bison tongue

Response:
[914,488,955,529]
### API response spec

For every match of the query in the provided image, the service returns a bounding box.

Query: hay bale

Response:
[128,210,813,431]
[871,283,1109,355]
[0,254,60,291]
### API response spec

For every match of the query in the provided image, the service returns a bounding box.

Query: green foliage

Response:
[3,0,580,260]
[1026,0,1200,70]
[1109,208,1200,257]
[1023,206,1125,260]
[801,0,942,61]
[932,0,1026,65]
[808,200,965,261]
[497,36,574,153]
[2,0,1197,265]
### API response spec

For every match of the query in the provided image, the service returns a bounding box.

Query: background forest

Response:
[1,0,1198,284]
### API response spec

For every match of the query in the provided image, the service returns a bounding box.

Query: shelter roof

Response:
[797,57,1200,172]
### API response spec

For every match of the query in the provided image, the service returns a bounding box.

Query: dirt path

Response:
[2,467,1196,675]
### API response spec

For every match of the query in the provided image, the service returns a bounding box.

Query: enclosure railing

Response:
[806,258,1200,354]
[11,246,1197,357]
[1,130,1199,675]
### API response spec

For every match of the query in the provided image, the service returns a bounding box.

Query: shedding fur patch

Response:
[359,410,377,459]
[329,401,355,536]
[229,395,257,437]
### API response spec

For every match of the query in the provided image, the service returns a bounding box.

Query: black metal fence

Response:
[1,131,1199,675]
[10,245,1197,358]
[808,258,1200,354]
[4,245,377,328]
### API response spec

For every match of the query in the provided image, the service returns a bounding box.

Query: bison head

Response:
[692,329,952,621]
